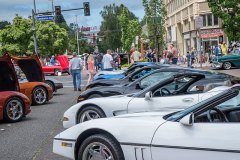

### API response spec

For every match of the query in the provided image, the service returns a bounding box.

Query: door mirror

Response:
[145,91,152,101]
[180,113,194,126]
[135,83,142,89]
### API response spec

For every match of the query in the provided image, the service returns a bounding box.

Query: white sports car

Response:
[53,85,240,160]
[63,73,231,128]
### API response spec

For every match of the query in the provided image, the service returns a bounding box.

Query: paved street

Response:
[0,68,239,160]
[0,72,89,160]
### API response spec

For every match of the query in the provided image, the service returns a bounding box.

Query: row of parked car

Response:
[53,62,240,160]
[0,53,63,123]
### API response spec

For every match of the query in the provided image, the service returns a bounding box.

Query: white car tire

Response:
[77,106,106,123]
[78,134,125,160]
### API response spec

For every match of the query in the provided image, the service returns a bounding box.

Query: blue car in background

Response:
[93,62,158,81]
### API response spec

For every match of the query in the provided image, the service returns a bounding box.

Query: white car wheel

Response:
[78,134,124,160]
[78,106,105,123]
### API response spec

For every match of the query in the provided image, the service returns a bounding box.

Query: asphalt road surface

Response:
[0,68,239,160]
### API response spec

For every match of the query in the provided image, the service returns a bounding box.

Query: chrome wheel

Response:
[79,110,101,122]
[82,142,114,160]
[6,99,23,121]
[33,87,47,105]
[223,62,231,70]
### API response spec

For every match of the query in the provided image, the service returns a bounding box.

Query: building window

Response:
[207,14,212,26]
[201,14,219,27]
[214,15,218,25]
[203,15,206,27]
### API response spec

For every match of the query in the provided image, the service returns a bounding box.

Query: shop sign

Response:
[200,29,224,38]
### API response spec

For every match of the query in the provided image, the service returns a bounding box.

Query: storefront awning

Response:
[200,28,224,38]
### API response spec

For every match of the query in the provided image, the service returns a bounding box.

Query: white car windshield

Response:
[165,87,240,121]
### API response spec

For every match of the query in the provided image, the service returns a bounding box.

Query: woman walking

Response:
[87,54,96,85]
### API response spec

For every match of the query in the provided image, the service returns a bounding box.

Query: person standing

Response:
[186,51,191,67]
[163,47,168,64]
[102,49,114,71]
[87,54,96,85]
[131,48,141,62]
[191,48,195,66]
[50,55,55,65]
[221,42,228,56]
[69,53,82,91]
[170,44,178,64]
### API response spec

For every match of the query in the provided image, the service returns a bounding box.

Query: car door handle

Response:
[182,98,194,103]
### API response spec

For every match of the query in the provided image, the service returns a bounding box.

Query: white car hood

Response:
[56,112,168,145]
[66,95,134,117]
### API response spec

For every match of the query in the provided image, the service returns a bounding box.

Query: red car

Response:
[0,54,31,123]
[42,55,69,76]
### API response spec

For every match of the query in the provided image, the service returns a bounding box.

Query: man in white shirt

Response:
[102,49,113,71]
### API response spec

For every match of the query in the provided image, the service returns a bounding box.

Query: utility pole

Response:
[154,2,159,62]
[32,0,38,56]
[76,15,80,55]
[32,9,38,55]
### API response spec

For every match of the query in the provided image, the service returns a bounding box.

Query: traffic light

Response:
[55,6,61,15]
[83,2,90,16]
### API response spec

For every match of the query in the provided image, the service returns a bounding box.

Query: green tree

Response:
[0,16,69,56]
[0,21,11,30]
[98,4,137,52]
[0,16,32,55]
[207,0,240,41]
[142,0,167,60]
[32,22,69,56]
[118,7,142,52]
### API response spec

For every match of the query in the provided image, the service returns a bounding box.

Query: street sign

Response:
[36,15,54,21]
[195,16,203,29]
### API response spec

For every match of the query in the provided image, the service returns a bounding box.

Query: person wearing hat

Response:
[69,53,82,91]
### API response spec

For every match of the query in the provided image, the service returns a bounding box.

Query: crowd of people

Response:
[69,49,121,91]
[68,41,237,91]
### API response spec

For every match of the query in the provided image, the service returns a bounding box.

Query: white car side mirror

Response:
[180,113,194,126]
[145,91,152,101]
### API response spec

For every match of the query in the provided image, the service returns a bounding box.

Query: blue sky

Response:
[0,0,145,29]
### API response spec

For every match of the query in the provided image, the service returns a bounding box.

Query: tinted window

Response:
[140,71,175,89]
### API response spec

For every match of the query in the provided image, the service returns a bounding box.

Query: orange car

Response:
[11,54,53,105]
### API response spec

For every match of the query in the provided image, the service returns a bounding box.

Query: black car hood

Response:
[83,85,126,96]
[0,53,19,91]
[88,79,123,88]
[12,54,45,82]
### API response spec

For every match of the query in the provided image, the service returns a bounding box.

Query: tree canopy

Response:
[208,0,240,41]
[0,16,69,56]
[143,0,167,57]
[98,4,137,52]
[118,7,142,52]
[0,21,11,30]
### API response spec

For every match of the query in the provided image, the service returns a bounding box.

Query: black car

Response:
[77,67,239,102]
[86,64,170,89]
